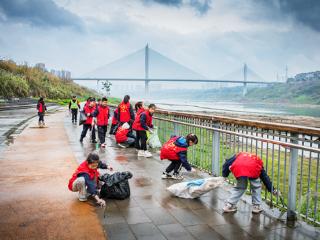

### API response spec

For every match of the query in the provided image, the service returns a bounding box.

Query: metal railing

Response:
[152,110,320,225]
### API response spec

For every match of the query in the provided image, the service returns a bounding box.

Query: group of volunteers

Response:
[65,94,280,214]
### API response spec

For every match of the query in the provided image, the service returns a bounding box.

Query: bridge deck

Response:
[0,109,318,239]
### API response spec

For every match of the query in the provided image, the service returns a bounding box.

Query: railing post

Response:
[212,122,220,176]
[173,121,179,136]
[287,133,298,222]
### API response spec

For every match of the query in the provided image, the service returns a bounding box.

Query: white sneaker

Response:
[117,143,126,148]
[223,202,237,213]
[252,205,263,214]
[161,172,172,179]
[144,151,152,158]
[138,150,145,156]
[172,173,184,180]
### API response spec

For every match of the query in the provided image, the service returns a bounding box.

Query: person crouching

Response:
[68,152,113,207]
[115,122,136,148]
[160,133,198,180]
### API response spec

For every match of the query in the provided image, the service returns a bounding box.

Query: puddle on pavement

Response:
[134,177,153,187]
[115,155,128,163]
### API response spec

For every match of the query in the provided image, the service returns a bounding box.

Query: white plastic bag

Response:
[147,128,162,148]
[167,177,225,199]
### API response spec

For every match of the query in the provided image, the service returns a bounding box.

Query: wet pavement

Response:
[63,112,320,240]
[0,110,105,239]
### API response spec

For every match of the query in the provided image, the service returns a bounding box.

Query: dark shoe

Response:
[91,140,97,143]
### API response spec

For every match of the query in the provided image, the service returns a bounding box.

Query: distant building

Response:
[35,63,46,72]
[50,69,72,81]
[287,71,320,83]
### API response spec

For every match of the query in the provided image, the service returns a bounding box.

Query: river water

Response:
[148,98,320,118]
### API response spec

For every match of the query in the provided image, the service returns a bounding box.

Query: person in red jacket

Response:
[115,122,136,148]
[160,133,198,180]
[37,97,47,127]
[132,103,156,158]
[93,97,110,148]
[117,95,135,125]
[68,151,112,206]
[80,98,96,143]
[109,108,119,135]
[222,152,281,213]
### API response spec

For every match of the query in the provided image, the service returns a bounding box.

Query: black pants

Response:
[98,125,108,144]
[109,124,118,135]
[38,112,44,122]
[135,130,147,151]
[165,160,182,174]
[71,109,78,122]
[80,124,96,141]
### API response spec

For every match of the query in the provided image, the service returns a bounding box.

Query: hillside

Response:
[0,60,96,99]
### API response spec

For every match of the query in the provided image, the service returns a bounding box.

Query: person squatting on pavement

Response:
[69,95,81,124]
[68,152,113,207]
[222,152,281,213]
[117,95,135,125]
[93,97,110,148]
[80,98,96,143]
[37,97,47,127]
[133,103,156,158]
[115,122,136,148]
[160,133,198,180]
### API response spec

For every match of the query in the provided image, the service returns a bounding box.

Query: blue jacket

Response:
[175,136,192,171]
[222,154,274,192]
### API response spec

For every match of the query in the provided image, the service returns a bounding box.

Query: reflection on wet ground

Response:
[64,114,320,240]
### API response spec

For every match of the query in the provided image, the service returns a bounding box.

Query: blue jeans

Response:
[227,177,262,206]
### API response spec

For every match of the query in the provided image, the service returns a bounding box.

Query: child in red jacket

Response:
[80,98,96,143]
[115,122,136,148]
[160,133,198,180]
[68,152,113,206]
[222,152,281,213]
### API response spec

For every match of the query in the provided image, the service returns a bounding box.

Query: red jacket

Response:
[115,126,129,143]
[230,152,263,178]
[132,108,144,130]
[160,137,188,160]
[68,161,99,191]
[83,104,96,125]
[37,102,46,113]
[118,101,131,123]
[112,108,119,125]
[133,110,152,131]
[96,105,110,126]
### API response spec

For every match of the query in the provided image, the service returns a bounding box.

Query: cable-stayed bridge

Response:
[72,45,281,96]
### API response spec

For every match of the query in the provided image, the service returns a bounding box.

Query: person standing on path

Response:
[80,98,97,143]
[37,97,47,127]
[93,97,110,148]
[69,95,81,124]
[117,95,135,126]
[133,103,156,158]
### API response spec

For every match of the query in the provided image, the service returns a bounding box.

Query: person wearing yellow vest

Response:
[69,95,81,124]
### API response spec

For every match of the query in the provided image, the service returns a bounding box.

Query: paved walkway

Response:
[0,109,319,239]
[64,112,320,240]
[0,110,105,239]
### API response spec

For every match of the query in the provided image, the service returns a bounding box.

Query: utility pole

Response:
[285,65,288,82]
[243,63,247,97]
[145,44,149,98]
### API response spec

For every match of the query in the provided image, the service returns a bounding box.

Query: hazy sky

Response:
[0,0,320,81]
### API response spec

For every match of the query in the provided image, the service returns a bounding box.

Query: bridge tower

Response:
[243,63,247,97]
[145,44,150,97]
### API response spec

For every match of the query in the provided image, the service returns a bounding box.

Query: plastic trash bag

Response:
[79,110,87,126]
[147,127,162,148]
[167,177,225,199]
[99,171,133,200]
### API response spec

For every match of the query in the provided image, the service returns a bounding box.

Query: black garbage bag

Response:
[99,171,133,200]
